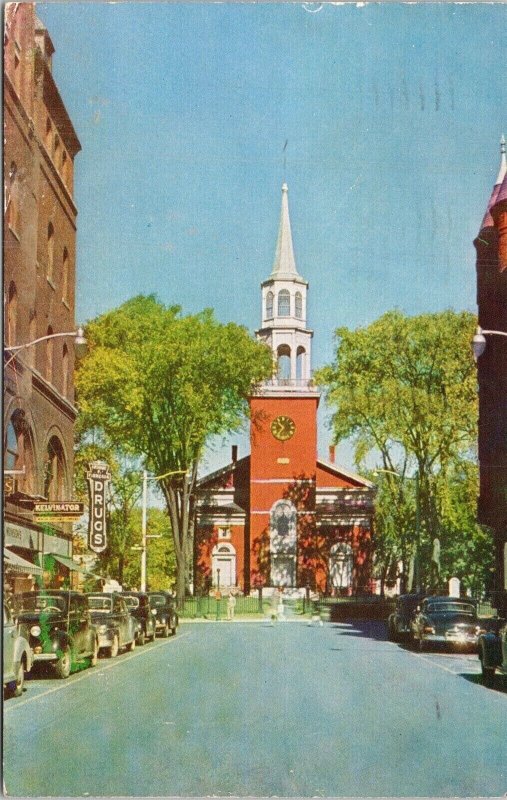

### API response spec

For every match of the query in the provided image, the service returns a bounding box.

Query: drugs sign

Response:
[87,461,111,553]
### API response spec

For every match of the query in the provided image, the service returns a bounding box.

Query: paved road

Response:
[4,619,507,796]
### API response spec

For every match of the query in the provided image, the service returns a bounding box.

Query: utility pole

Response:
[141,470,148,592]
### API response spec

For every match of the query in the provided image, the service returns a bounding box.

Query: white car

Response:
[3,603,33,697]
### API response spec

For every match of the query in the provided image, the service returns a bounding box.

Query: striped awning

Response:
[4,548,44,576]
[52,554,101,579]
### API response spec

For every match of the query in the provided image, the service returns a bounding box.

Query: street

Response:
[4,619,507,797]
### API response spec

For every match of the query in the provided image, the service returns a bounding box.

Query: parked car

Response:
[387,593,426,642]
[3,603,33,697]
[14,591,98,679]
[87,593,137,657]
[410,596,482,651]
[478,620,507,683]
[122,592,156,645]
[148,591,178,637]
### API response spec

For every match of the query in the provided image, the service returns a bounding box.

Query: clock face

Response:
[271,415,296,441]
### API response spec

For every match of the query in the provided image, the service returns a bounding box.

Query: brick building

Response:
[4,5,82,591]
[195,184,375,596]
[475,137,507,615]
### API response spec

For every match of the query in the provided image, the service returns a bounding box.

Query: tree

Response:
[317,310,488,591]
[76,295,272,603]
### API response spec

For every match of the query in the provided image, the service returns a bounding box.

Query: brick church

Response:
[194,184,375,596]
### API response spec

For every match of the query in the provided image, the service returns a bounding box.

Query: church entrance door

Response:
[212,544,236,587]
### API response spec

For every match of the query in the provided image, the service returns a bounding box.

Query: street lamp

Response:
[373,467,421,592]
[4,327,87,368]
[140,467,187,592]
[472,326,507,361]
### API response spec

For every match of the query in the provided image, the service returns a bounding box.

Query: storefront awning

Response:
[52,554,102,579]
[4,548,44,576]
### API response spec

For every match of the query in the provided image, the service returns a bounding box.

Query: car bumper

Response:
[423,633,478,646]
[32,652,58,662]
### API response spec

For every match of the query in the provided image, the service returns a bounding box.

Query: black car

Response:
[410,596,482,651]
[148,591,178,637]
[122,592,156,645]
[15,591,98,679]
[87,593,137,657]
[387,593,427,642]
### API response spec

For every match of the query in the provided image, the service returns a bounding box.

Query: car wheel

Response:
[161,622,170,638]
[90,638,99,667]
[480,651,496,684]
[150,627,157,642]
[13,659,25,697]
[55,646,72,679]
[137,628,145,646]
[418,637,426,652]
[171,622,177,636]
[107,634,119,659]
[126,636,136,652]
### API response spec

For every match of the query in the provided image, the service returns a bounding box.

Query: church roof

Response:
[316,459,376,490]
[269,183,304,281]
[480,135,507,230]
[494,170,507,209]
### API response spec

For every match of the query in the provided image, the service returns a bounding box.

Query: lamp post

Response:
[373,468,421,592]
[472,326,507,361]
[140,467,187,592]
[215,568,221,621]
[4,328,87,368]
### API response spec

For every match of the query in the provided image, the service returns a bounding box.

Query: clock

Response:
[271,415,296,441]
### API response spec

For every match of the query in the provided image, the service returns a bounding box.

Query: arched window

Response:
[329,542,353,593]
[62,343,69,397]
[6,281,17,346]
[277,344,291,382]
[5,419,19,471]
[295,291,303,319]
[47,222,55,281]
[62,247,69,302]
[44,436,66,500]
[54,135,60,164]
[266,291,274,319]
[278,290,290,317]
[6,161,20,235]
[46,326,54,383]
[296,346,305,381]
[270,500,297,587]
[5,411,36,495]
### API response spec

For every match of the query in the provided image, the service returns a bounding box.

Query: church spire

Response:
[479,135,507,232]
[270,183,302,279]
[496,134,506,185]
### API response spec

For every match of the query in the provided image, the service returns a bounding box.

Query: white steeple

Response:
[496,134,507,185]
[256,183,315,391]
[270,183,302,279]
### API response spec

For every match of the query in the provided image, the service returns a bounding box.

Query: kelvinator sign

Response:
[87,461,111,554]
[33,502,84,523]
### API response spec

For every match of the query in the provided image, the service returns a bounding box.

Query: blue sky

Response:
[40,2,506,473]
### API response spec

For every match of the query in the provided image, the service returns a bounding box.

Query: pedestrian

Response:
[227,592,236,621]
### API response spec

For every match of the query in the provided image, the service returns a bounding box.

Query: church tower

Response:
[249,183,320,589]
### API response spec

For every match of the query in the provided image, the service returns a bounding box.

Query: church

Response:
[194,184,375,596]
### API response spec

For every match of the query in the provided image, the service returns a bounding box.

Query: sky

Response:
[39,1,507,475]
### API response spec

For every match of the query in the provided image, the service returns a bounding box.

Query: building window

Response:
[47,222,55,282]
[62,247,69,302]
[46,325,54,383]
[45,117,52,149]
[218,527,230,540]
[61,150,68,181]
[54,135,60,164]
[278,290,290,317]
[6,161,20,235]
[44,436,66,500]
[296,346,305,381]
[277,344,291,382]
[295,292,303,319]
[62,343,69,397]
[5,411,36,495]
[266,291,274,319]
[6,281,17,346]
[270,500,297,587]
[5,420,19,471]
[329,542,353,593]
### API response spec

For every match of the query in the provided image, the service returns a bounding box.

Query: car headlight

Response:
[30,625,41,637]
[98,624,108,634]
[423,626,435,634]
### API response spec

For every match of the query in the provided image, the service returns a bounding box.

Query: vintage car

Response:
[87,592,137,657]
[15,591,98,679]
[3,603,33,697]
[121,592,156,645]
[148,591,178,637]
[387,593,426,642]
[410,596,482,651]
[478,620,507,683]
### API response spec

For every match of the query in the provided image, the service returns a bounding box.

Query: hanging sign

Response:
[34,501,84,522]
[87,461,111,553]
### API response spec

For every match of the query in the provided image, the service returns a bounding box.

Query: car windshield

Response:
[427,602,475,615]
[150,595,167,607]
[17,594,67,613]
[88,597,112,612]
[123,596,140,609]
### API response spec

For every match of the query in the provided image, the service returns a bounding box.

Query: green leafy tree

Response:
[317,310,488,592]
[122,507,176,591]
[76,295,272,603]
